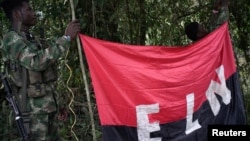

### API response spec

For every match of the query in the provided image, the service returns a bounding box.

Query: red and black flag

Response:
[79,22,247,141]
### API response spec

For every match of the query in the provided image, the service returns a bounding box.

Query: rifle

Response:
[0,73,29,141]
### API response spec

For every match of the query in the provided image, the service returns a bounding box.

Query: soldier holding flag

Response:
[0,0,80,140]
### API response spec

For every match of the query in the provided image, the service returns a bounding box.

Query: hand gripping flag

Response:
[79,22,247,141]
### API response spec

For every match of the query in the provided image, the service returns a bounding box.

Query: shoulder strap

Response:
[19,67,30,134]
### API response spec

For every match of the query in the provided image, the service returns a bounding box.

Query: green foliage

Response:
[0,0,249,140]
[0,101,20,140]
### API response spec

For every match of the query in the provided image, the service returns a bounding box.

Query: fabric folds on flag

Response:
[79,22,247,141]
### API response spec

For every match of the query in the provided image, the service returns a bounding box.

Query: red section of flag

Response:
[79,22,236,127]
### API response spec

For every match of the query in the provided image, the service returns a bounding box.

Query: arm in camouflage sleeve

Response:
[209,0,229,31]
[2,31,70,71]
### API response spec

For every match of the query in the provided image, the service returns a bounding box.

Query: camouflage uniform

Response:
[0,30,70,141]
[209,6,229,31]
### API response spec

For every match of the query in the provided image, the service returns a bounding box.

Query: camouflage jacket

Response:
[1,31,70,71]
[0,30,70,114]
[209,6,229,32]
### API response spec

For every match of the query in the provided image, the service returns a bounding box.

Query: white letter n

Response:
[206,65,231,116]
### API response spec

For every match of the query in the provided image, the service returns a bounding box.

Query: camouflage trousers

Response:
[29,111,61,141]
